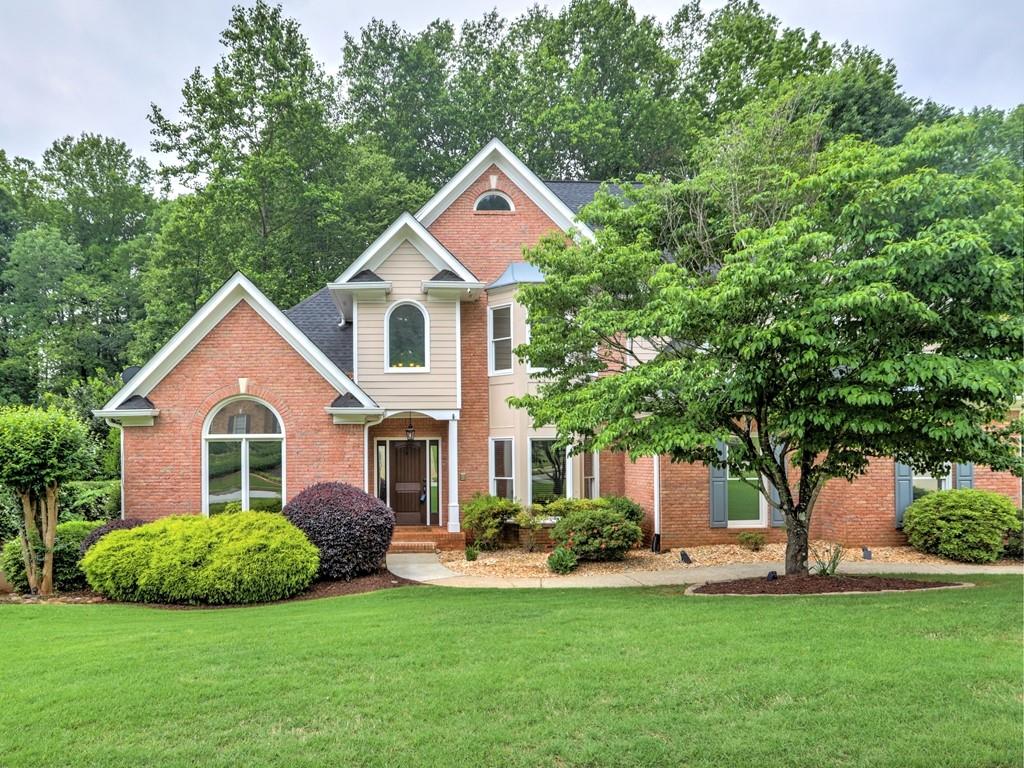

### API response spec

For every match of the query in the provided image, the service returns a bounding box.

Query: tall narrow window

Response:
[489,305,512,374]
[491,438,514,499]
[204,398,283,515]
[376,443,388,502]
[724,440,765,527]
[428,440,441,523]
[387,302,427,369]
[530,439,565,505]
[583,452,598,499]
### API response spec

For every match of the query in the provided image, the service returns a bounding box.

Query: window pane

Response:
[476,193,512,211]
[494,478,514,500]
[492,338,512,371]
[389,304,426,368]
[492,306,511,339]
[248,440,282,512]
[208,441,242,515]
[531,440,565,505]
[376,444,387,502]
[912,476,941,501]
[727,478,760,521]
[209,400,280,435]
[493,439,512,478]
[429,441,440,518]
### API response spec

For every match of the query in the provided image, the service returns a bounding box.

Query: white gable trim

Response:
[334,213,478,284]
[97,272,378,413]
[415,138,595,241]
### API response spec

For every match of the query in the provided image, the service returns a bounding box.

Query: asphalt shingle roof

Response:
[285,287,353,374]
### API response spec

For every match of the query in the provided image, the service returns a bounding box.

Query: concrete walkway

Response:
[386,552,1024,589]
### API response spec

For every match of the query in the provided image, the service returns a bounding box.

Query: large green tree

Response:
[146,0,429,332]
[513,105,1024,574]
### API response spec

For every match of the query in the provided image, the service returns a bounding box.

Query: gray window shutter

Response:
[769,443,785,527]
[956,463,974,489]
[895,462,913,528]
[710,441,728,528]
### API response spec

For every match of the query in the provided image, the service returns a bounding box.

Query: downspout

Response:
[651,454,661,553]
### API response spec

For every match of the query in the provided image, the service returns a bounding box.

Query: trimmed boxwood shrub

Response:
[81,512,319,604]
[551,507,642,561]
[80,518,147,554]
[461,493,521,550]
[283,482,395,580]
[1005,510,1024,559]
[903,489,1019,564]
[1,520,104,593]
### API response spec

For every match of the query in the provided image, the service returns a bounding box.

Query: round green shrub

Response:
[551,507,642,561]
[1005,510,1023,559]
[543,496,645,526]
[1,520,104,593]
[903,489,1019,564]
[80,512,319,604]
[547,545,578,574]
[601,496,645,525]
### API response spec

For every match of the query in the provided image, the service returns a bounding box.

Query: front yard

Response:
[1,577,1021,768]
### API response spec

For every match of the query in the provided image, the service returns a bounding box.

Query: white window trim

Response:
[723,441,767,528]
[489,436,516,499]
[384,300,431,373]
[201,395,285,516]
[474,190,515,212]
[527,437,568,507]
[488,303,514,376]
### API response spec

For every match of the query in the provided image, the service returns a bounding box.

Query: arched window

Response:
[474,191,514,212]
[386,301,428,370]
[203,397,284,515]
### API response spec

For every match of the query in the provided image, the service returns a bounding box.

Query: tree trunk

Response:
[39,486,58,596]
[18,493,39,594]
[784,517,810,576]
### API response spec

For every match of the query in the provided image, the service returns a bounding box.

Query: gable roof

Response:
[284,287,353,373]
[543,181,605,214]
[415,138,595,240]
[331,213,479,286]
[97,272,377,415]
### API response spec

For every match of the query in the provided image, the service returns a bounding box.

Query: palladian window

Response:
[204,397,283,515]
[474,191,513,211]
[387,302,428,369]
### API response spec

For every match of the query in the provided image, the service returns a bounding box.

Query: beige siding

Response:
[356,241,458,409]
[486,285,586,502]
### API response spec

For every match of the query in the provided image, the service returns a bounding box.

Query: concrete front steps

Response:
[389,526,466,553]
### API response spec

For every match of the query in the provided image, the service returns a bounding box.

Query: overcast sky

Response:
[2,0,1022,165]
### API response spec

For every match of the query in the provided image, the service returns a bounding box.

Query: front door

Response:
[390,441,426,525]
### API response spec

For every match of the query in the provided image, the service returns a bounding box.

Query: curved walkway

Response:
[386,552,1024,589]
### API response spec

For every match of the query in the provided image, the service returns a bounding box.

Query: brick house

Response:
[96,139,1022,550]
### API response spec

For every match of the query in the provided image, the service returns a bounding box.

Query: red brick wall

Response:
[599,450,625,498]
[428,165,568,507]
[623,456,656,541]
[122,301,363,519]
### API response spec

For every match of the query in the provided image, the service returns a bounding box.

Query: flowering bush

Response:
[551,507,642,561]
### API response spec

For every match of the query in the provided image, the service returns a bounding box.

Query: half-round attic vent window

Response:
[474,191,514,212]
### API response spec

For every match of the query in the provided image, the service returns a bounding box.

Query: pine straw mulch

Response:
[692,575,959,595]
[439,540,1016,579]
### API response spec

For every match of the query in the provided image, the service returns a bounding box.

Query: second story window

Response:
[489,305,513,374]
[387,302,428,370]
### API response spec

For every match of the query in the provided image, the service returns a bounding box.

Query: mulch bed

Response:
[693,575,959,595]
[0,570,418,607]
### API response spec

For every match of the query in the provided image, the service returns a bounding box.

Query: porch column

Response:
[447,418,460,532]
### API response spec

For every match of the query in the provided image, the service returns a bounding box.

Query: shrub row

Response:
[81,512,319,604]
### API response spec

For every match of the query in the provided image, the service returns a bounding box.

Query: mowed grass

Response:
[1,576,1021,768]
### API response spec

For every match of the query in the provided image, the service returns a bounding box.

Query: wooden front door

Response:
[390,441,426,525]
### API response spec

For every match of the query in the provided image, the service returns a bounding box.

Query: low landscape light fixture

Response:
[766,570,778,581]
[861,546,872,560]
[679,550,692,564]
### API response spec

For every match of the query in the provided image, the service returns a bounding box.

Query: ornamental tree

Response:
[0,406,94,594]
[513,101,1024,575]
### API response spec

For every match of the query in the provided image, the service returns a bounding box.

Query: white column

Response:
[447,418,460,532]
[653,454,661,536]
[565,449,575,498]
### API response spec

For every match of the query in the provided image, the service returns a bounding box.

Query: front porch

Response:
[367,412,462,534]
[388,525,467,553]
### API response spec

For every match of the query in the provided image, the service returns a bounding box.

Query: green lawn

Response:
[1,577,1021,767]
